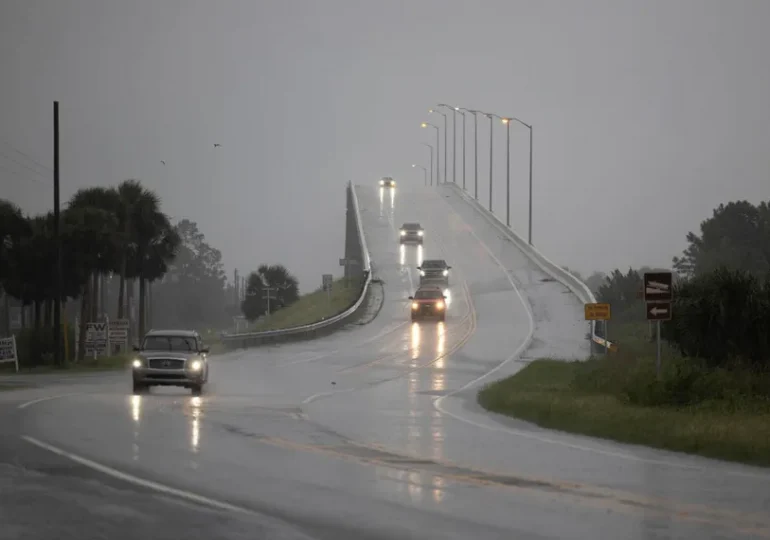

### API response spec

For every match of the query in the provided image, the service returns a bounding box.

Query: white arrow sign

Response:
[650,306,668,315]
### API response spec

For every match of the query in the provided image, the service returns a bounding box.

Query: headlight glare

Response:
[411,302,419,310]
[190,360,202,371]
[131,359,142,369]
[443,269,448,276]
[418,231,424,236]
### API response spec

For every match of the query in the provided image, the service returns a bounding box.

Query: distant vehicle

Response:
[379,177,396,187]
[409,285,447,322]
[418,259,451,286]
[399,222,424,244]
[131,329,210,395]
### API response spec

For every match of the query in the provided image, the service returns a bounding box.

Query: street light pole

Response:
[506,116,534,245]
[473,112,478,199]
[487,113,493,212]
[460,109,466,190]
[503,118,511,227]
[412,164,427,186]
[53,101,62,366]
[421,142,434,186]
[421,122,441,184]
[430,109,447,183]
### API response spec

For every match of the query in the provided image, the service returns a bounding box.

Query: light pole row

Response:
[418,104,534,246]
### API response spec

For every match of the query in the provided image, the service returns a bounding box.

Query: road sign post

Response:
[644,272,674,377]
[584,303,611,354]
[322,274,333,308]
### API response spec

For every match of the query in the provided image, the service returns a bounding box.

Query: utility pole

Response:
[53,101,62,366]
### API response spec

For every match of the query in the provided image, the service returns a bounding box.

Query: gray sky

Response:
[2,0,769,289]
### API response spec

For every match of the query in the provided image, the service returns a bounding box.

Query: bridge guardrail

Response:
[220,182,372,348]
[444,183,614,353]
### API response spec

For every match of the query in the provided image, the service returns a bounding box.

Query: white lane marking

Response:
[18,393,85,410]
[433,187,770,479]
[22,436,257,514]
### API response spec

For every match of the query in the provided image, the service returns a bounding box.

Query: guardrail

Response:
[220,182,373,349]
[443,183,615,353]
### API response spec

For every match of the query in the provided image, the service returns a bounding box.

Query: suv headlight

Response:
[420,270,425,276]
[379,180,384,186]
[417,231,424,236]
[443,269,448,276]
[400,230,406,236]
[131,359,142,369]
[189,360,203,371]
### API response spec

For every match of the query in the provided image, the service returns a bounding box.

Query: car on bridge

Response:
[379,176,396,188]
[131,329,210,395]
[399,222,424,244]
[409,285,447,322]
[418,259,451,286]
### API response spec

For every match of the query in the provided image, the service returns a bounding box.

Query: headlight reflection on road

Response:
[436,322,446,362]
[189,396,202,452]
[416,245,423,266]
[442,288,451,307]
[379,188,385,217]
[130,395,141,423]
[410,322,421,360]
[399,244,406,266]
[390,187,395,209]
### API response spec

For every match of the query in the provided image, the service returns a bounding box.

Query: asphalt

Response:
[1,184,769,540]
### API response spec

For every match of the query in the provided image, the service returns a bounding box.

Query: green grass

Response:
[249,277,363,332]
[479,320,770,467]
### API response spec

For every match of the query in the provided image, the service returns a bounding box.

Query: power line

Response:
[0,148,50,182]
[0,139,52,173]
[0,160,48,189]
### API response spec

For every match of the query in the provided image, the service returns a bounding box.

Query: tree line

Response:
[583,198,770,369]
[0,179,242,366]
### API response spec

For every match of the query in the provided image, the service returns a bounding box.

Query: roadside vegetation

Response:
[480,199,770,467]
[1,179,309,372]
[246,276,363,332]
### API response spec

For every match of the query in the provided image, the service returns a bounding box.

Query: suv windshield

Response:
[421,260,446,268]
[414,289,443,299]
[403,223,421,230]
[142,335,199,352]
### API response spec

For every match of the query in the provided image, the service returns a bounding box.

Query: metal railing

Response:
[220,182,372,348]
[444,183,614,353]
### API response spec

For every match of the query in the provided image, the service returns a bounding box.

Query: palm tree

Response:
[134,213,180,337]
[67,187,122,321]
[114,180,160,323]
[63,204,119,360]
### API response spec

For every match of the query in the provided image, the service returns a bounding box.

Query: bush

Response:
[663,267,770,370]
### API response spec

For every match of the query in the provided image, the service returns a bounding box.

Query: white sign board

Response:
[0,336,19,372]
[85,321,110,356]
[109,319,129,347]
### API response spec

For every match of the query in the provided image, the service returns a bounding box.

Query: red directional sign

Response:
[646,301,672,321]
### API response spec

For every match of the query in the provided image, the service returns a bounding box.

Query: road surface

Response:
[1,184,768,539]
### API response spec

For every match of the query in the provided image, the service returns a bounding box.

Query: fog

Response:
[2,0,768,289]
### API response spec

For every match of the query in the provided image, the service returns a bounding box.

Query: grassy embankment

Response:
[478,321,770,467]
[0,353,132,376]
[249,277,363,332]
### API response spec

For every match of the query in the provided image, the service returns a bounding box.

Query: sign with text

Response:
[109,319,129,347]
[0,336,19,371]
[643,272,673,302]
[85,321,110,355]
[584,303,611,321]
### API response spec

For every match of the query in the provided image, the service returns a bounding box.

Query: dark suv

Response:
[399,222,424,244]
[418,259,451,286]
[409,286,447,322]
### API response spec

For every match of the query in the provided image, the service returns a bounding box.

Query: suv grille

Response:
[148,358,186,370]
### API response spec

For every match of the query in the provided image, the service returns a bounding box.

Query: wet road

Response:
[2,184,770,539]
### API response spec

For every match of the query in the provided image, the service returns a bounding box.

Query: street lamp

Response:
[437,104,457,185]
[428,109,447,184]
[412,164,427,186]
[504,116,534,245]
[460,108,481,200]
[421,142,434,186]
[484,112,494,212]
[456,108,466,190]
[421,122,440,184]
[489,114,511,228]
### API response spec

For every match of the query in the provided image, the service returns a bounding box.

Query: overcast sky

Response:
[2,0,768,289]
